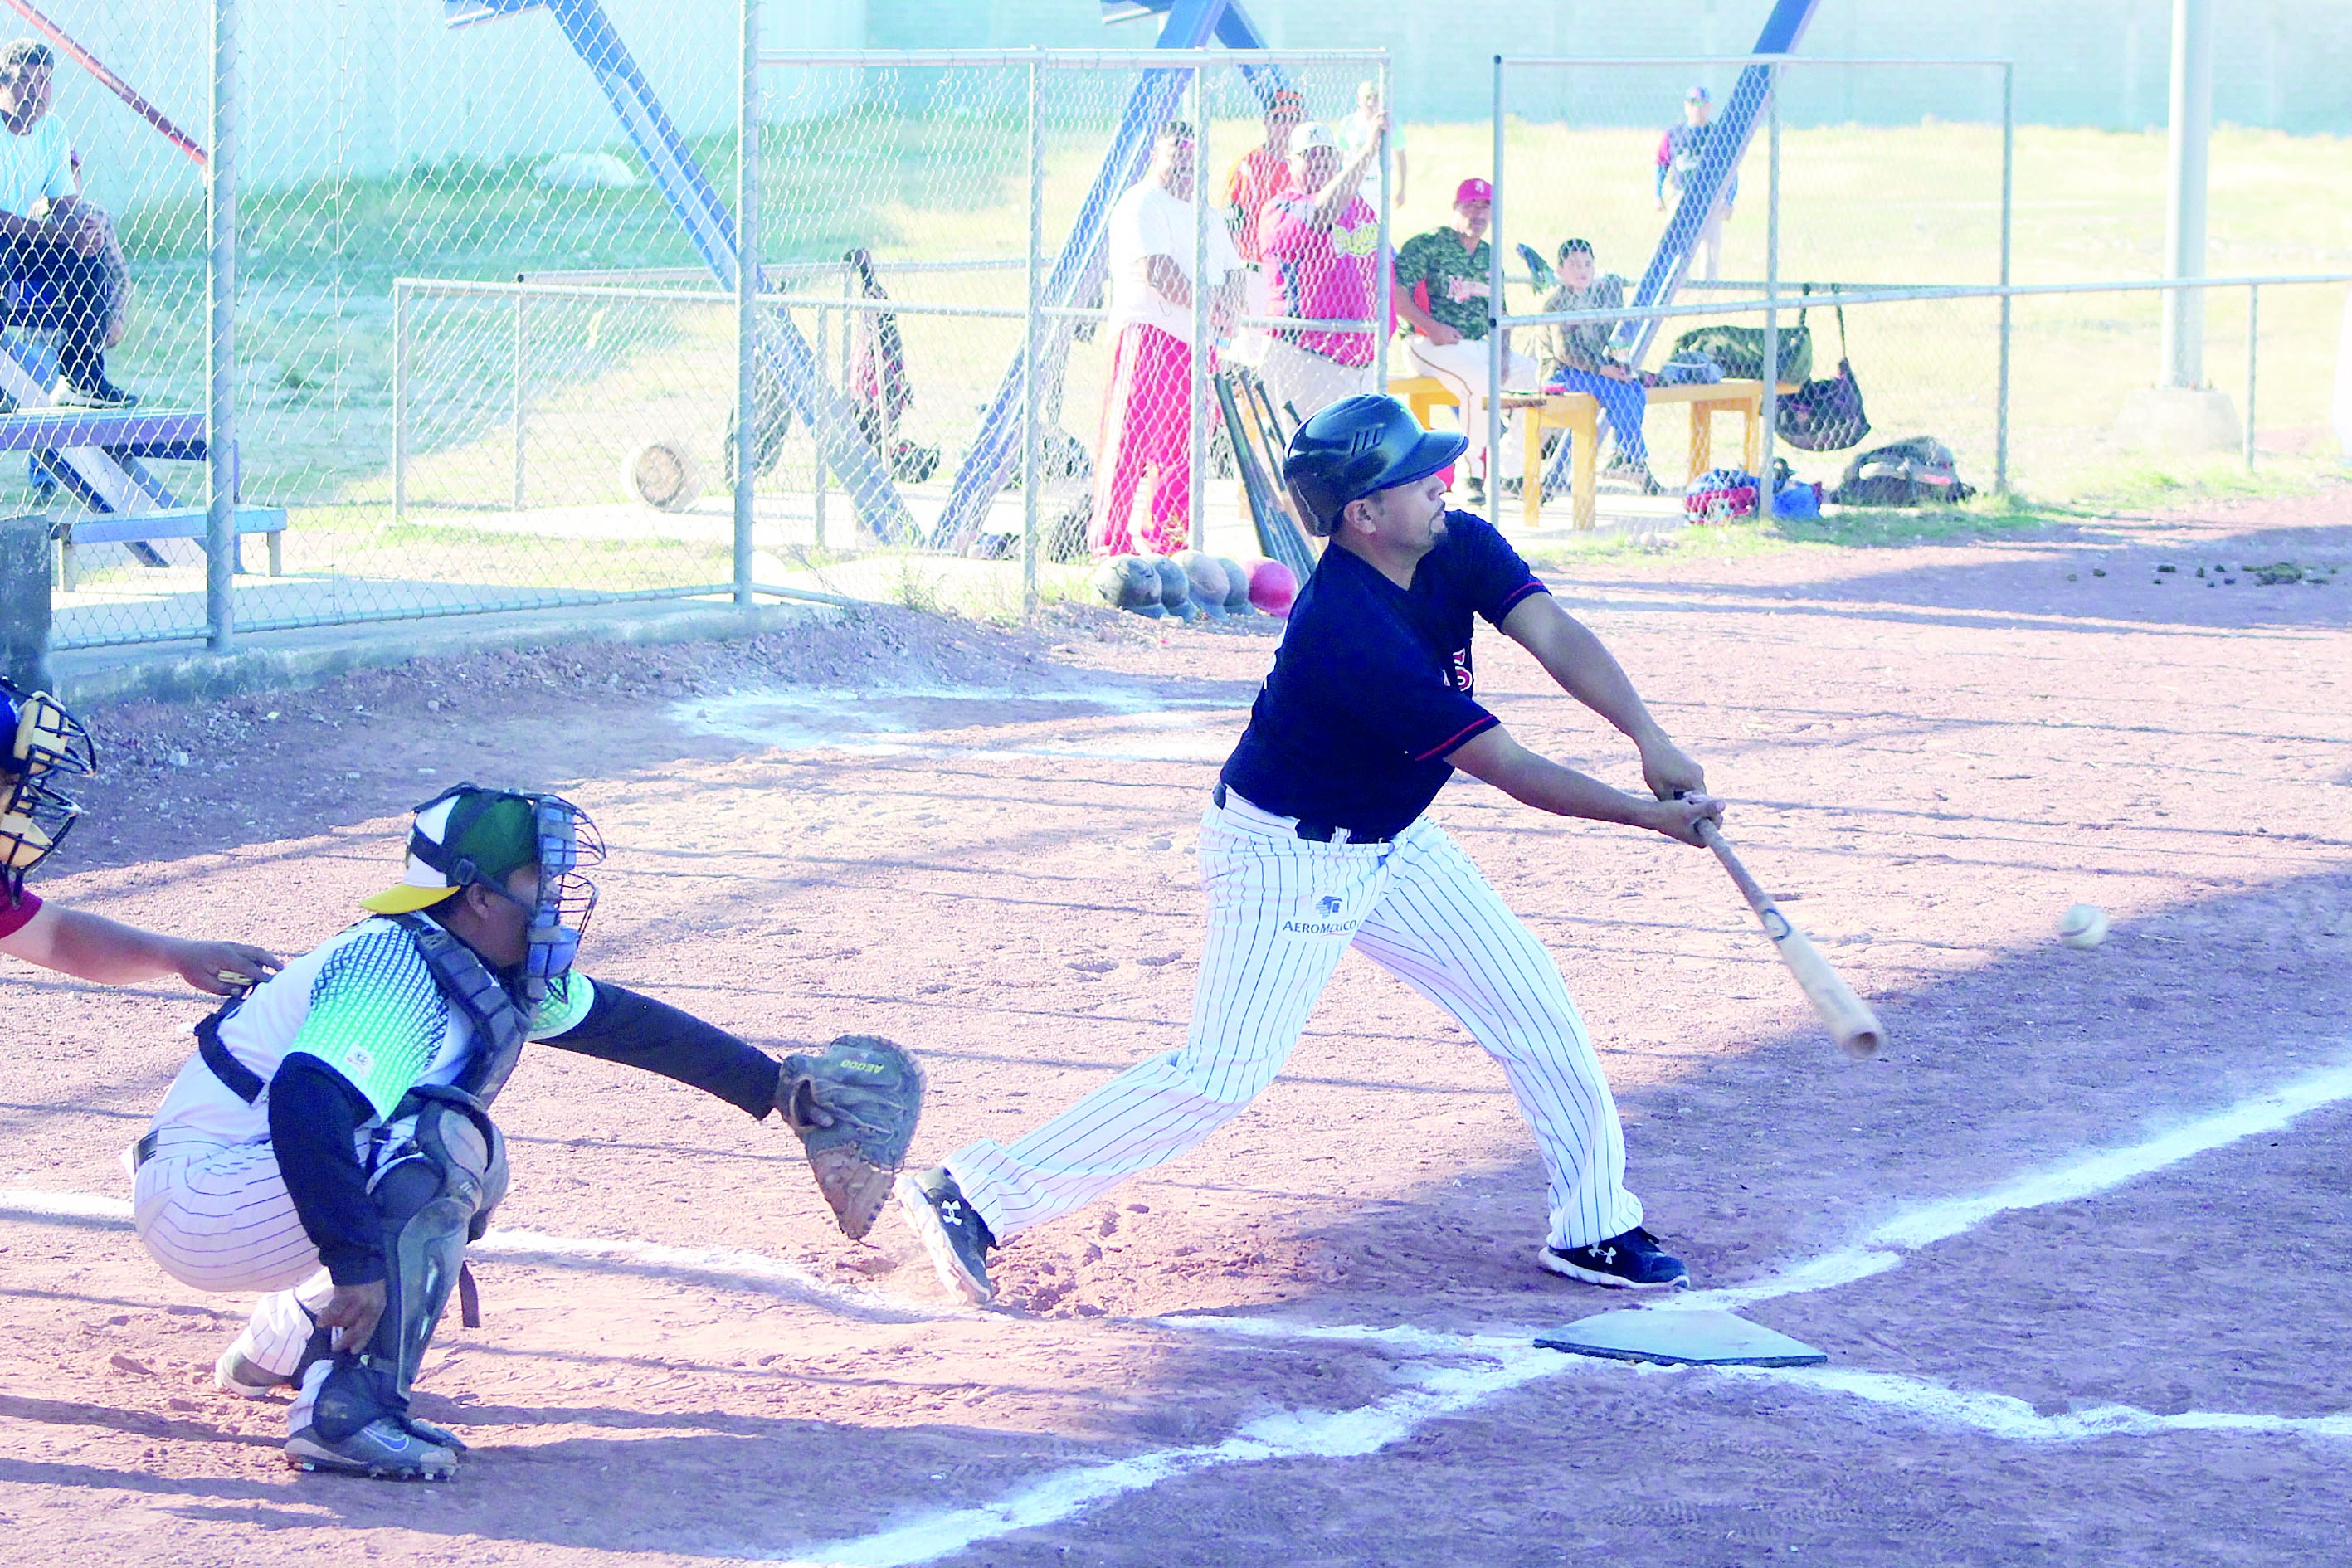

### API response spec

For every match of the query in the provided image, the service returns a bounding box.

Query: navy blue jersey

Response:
[1220,511,1549,839]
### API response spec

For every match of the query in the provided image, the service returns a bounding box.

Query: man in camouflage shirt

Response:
[1394,178,1536,508]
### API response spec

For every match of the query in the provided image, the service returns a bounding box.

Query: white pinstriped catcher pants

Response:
[134,1137,339,1383]
[947,789,1643,1251]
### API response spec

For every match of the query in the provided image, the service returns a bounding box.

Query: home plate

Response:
[1535,1308,1826,1367]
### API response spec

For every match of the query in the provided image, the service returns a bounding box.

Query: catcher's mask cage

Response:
[1283,393,1468,538]
[1,679,96,899]
[409,784,605,1002]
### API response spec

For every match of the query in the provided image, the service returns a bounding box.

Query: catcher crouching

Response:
[127,784,922,1481]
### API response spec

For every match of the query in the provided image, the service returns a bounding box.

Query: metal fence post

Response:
[1374,58,1391,395]
[1486,55,1502,502]
[510,295,528,513]
[1997,62,2014,493]
[206,0,238,652]
[1022,53,1043,618]
[1760,64,1780,499]
[735,0,758,605]
[392,281,408,526]
[2243,282,2258,470]
[1188,65,1208,556]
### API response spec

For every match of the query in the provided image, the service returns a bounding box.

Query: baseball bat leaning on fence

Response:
[1697,820,1884,1058]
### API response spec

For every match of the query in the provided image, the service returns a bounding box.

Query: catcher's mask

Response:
[1283,393,1467,537]
[1,677,96,899]
[361,783,604,1003]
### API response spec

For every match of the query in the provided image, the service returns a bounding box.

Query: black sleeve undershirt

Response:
[268,1052,385,1287]
[538,979,780,1119]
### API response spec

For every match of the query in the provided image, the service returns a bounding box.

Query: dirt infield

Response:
[4,492,2349,1566]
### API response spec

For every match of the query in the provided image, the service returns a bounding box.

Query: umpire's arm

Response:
[1498,592,1706,801]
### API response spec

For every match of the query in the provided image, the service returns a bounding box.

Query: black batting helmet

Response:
[1283,394,1467,537]
[1,676,95,899]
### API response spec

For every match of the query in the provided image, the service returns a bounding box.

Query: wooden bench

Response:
[52,506,290,591]
[0,407,287,588]
[1386,374,1791,531]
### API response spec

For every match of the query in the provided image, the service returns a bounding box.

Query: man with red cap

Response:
[1393,178,1539,509]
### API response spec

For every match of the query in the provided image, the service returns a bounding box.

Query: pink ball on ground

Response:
[1249,559,1298,617]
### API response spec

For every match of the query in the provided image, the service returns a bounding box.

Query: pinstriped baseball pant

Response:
[134,1137,338,1382]
[947,790,1643,1251]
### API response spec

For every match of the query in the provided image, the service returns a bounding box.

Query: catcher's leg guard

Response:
[288,1089,504,1479]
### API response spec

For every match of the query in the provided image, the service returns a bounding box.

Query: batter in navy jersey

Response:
[898,394,1721,1303]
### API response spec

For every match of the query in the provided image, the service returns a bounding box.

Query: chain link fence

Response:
[18,20,2352,661]
[747,49,1385,614]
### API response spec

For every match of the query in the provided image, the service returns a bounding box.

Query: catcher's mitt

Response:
[777,1035,924,1240]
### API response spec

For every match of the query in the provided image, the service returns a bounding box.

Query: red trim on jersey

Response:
[1496,578,1549,616]
[1415,714,1498,764]
[0,889,43,941]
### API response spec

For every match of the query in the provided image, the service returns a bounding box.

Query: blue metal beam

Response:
[458,0,916,542]
[1617,0,1822,368]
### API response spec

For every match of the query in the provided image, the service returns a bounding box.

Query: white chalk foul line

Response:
[1684,1053,2352,1314]
[8,1049,2350,1564]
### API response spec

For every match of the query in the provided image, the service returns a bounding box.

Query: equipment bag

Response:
[1775,299,1871,452]
[1829,436,1979,507]
[1668,316,1812,385]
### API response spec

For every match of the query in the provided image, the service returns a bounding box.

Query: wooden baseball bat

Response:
[1697,820,1884,1059]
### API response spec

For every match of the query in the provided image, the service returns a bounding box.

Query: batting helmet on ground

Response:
[1282,394,1467,537]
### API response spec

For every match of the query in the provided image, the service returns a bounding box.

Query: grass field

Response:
[52,107,2352,634]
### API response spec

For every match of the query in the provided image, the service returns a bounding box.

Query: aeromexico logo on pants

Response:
[1283,894,1356,935]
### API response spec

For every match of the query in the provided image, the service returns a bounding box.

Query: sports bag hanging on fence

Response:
[1775,293,1871,452]
[1668,314,1813,385]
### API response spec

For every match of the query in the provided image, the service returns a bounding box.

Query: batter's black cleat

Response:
[1537,1227,1691,1290]
[895,1166,996,1307]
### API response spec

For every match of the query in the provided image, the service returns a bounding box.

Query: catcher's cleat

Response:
[895,1166,996,1307]
[285,1418,460,1482]
[216,1342,294,1400]
[1537,1227,1691,1290]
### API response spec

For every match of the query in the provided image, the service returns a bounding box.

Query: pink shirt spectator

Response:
[1258,187,1379,367]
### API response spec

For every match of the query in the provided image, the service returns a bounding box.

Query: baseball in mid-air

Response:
[2057,903,2109,949]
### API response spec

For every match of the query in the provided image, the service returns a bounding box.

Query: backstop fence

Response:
[10,13,2348,665]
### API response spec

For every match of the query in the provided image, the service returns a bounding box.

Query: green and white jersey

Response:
[143,916,594,1146]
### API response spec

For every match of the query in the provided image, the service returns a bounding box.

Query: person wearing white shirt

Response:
[0,40,134,407]
[1090,120,1243,558]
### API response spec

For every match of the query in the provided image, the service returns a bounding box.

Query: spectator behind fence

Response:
[1338,79,1405,207]
[1220,85,1303,368]
[1091,120,1243,558]
[1654,85,1736,285]
[1393,178,1538,510]
[1540,239,1663,495]
[0,40,134,407]
[1255,121,1381,423]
